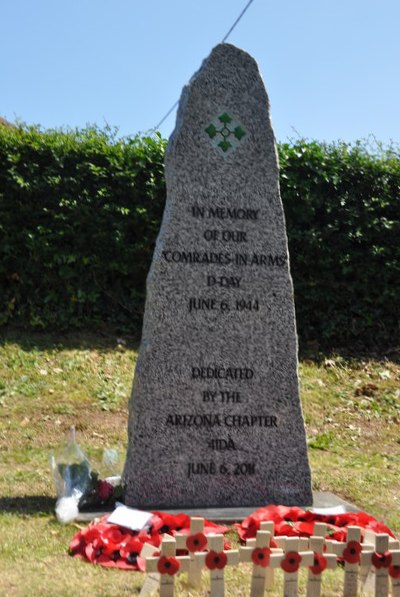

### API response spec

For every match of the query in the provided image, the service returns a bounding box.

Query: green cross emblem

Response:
[205,112,246,155]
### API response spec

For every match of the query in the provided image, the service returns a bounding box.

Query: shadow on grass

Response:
[0,495,55,515]
[0,326,399,362]
[0,327,140,352]
[299,344,400,364]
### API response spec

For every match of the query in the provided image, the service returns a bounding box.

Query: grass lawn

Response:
[0,329,399,596]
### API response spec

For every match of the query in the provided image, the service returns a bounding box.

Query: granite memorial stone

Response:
[123,43,313,508]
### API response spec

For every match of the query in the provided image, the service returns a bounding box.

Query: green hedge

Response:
[0,126,167,332]
[279,141,400,350]
[0,125,399,350]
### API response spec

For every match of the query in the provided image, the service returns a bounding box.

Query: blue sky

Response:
[2,0,400,144]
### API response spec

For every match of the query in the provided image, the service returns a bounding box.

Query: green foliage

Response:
[0,125,399,350]
[279,140,400,350]
[0,124,166,331]
[308,431,336,451]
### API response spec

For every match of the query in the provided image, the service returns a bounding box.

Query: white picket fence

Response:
[140,517,400,597]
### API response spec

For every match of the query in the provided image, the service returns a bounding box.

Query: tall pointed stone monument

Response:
[123,43,313,508]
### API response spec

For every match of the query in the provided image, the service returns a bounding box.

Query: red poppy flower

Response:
[101,541,121,558]
[295,521,315,536]
[119,536,143,563]
[186,532,207,553]
[331,529,347,542]
[281,551,302,573]
[268,539,277,548]
[102,525,126,545]
[234,506,396,544]
[135,555,149,572]
[203,522,229,535]
[275,521,298,536]
[98,480,114,502]
[95,555,120,568]
[68,509,233,571]
[342,541,362,564]
[113,558,138,570]
[69,532,86,556]
[97,547,121,565]
[205,550,228,570]
[82,526,103,543]
[138,529,160,547]
[389,564,400,579]
[372,551,392,569]
[157,556,180,576]
[152,512,190,533]
[332,513,359,528]
[251,547,271,567]
[284,507,306,522]
[310,552,327,575]
[85,542,103,563]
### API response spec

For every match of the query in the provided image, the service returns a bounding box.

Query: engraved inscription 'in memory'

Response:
[191,205,259,220]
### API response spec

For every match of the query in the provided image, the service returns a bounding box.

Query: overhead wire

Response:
[150,0,256,134]
[221,0,255,43]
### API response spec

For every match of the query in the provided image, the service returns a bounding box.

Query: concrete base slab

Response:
[312,491,359,512]
[76,491,359,523]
